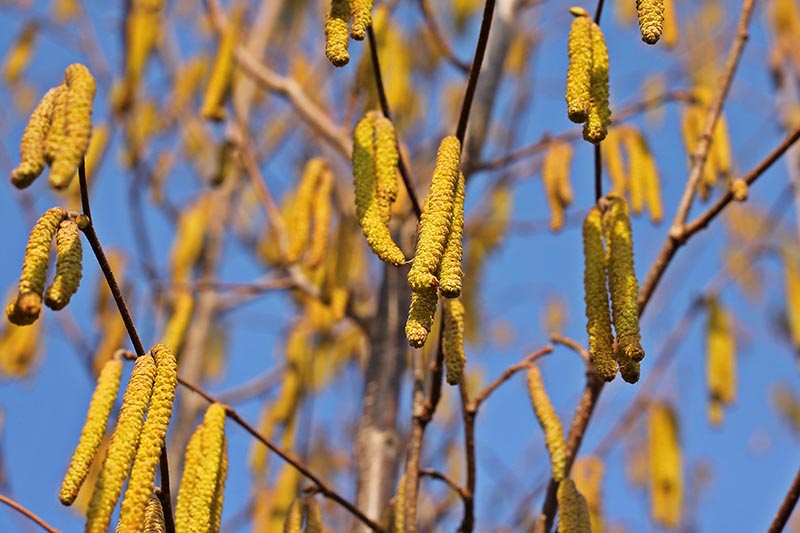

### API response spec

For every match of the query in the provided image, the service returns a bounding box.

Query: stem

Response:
[594,144,602,202]
[768,465,800,533]
[0,494,60,533]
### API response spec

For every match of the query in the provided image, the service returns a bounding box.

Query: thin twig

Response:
[417,0,471,73]
[472,345,553,410]
[768,465,800,533]
[549,334,590,365]
[419,468,469,500]
[0,494,59,533]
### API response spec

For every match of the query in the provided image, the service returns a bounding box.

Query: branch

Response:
[549,334,590,366]
[416,0,471,73]
[768,465,800,533]
[419,468,469,501]
[472,345,553,410]
[0,494,59,533]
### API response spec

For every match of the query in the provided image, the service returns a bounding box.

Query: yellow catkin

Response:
[393,474,407,533]
[706,298,736,427]
[625,129,663,223]
[603,195,644,372]
[566,9,593,123]
[305,498,323,533]
[373,114,399,224]
[160,290,194,354]
[59,357,123,506]
[0,316,41,378]
[648,402,682,528]
[86,355,157,533]
[350,0,373,40]
[710,114,732,181]
[325,0,351,67]
[583,206,617,382]
[637,0,664,44]
[44,219,83,311]
[731,179,748,201]
[11,85,61,188]
[288,159,326,263]
[543,142,574,232]
[408,136,461,291]
[662,0,679,47]
[307,169,334,268]
[187,403,226,532]
[556,479,592,533]
[6,207,68,326]
[170,195,211,282]
[527,365,567,482]
[119,345,178,531]
[49,64,97,190]
[200,3,243,121]
[603,129,627,195]
[572,457,605,533]
[209,436,228,533]
[142,493,165,533]
[2,22,38,84]
[353,113,406,265]
[443,298,466,385]
[784,249,800,351]
[405,288,439,348]
[44,84,68,165]
[123,5,160,107]
[583,22,611,144]
[175,423,205,531]
[284,499,304,533]
[439,172,466,298]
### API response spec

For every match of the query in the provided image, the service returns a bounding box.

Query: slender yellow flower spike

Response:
[44,84,68,165]
[543,142,574,232]
[405,288,438,348]
[705,298,736,427]
[394,474,407,533]
[603,129,627,195]
[583,22,611,144]
[557,479,592,533]
[11,86,61,188]
[43,219,83,311]
[188,403,226,532]
[408,136,461,291]
[7,206,69,326]
[625,129,663,223]
[175,423,205,531]
[662,0,679,47]
[50,64,97,190]
[209,436,228,533]
[439,172,466,298]
[353,113,406,265]
[305,498,323,533]
[308,169,334,268]
[142,493,165,533]
[783,248,800,352]
[288,158,325,264]
[87,354,157,533]
[710,114,732,180]
[603,195,645,366]
[59,356,123,506]
[637,0,664,44]
[0,314,41,378]
[284,499,304,533]
[572,457,605,533]
[648,401,682,528]
[443,298,466,385]
[170,194,211,282]
[119,345,178,531]
[123,4,160,107]
[566,8,593,123]
[325,0,351,67]
[350,0,373,40]
[583,206,617,382]
[2,22,38,84]
[527,365,567,482]
[373,114,399,224]
[200,3,243,121]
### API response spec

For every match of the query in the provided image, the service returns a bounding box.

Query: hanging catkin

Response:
[44,218,83,311]
[705,297,736,427]
[209,436,228,533]
[284,499,303,533]
[637,0,665,44]
[325,0,351,67]
[566,8,593,123]
[443,298,466,385]
[187,403,227,533]
[582,206,617,382]
[350,0,373,40]
[11,86,60,188]
[118,345,178,531]
[543,142,574,232]
[175,422,204,530]
[60,356,123,506]
[6,206,69,326]
[44,85,68,165]
[556,479,592,533]
[405,288,438,348]
[438,171,465,298]
[287,159,325,263]
[0,313,41,378]
[307,168,334,268]
[373,114,399,224]
[648,401,682,528]
[200,3,243,121]
[142,493,165,533]
[783,248,800,352]
[86,355,157,533]
[408,136,461,291]
[583,22,611,143]
[527,365,567,482]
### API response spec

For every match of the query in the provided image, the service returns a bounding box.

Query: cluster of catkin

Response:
[603,127,663,223]
[11,63,96,190]
[582,195,645,383]
[648,401,682,528]
[286,159,336,268]
[176,403,228,533]
[60,344,178,533]
[6,207,83,326]
[705,297,736,427]
[566,8,611,144]
[284,496,324,533]
[325,0,375,66]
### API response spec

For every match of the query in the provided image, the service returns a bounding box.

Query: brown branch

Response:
[768,465,800,533]
[419,468,469,500]
[417,0,471,73]
[472,345,553,410]
[0,494,59,533]
[549,334,590,366]
[215,365,284,404]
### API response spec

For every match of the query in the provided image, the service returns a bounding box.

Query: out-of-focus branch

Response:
[768,465,800,533]
[417,0,470,73]
[0,494,59,533]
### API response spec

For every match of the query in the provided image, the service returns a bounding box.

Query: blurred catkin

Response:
[325,0,352,67]
[443,298,466,385]
[438,172,465,298]
[288,159,326,263]
[350,0,373,40]
[11,85,60,188]
[44,219,83,311]
[566,9,593,123]
[284,499,303,533]
[648,402,682,528]
[60,357,123,506]
[705,298,736,427]
[582,206,617,381]
[201,3,243,121]
[44,85,68,166]
[527,365,567,481]
[557,479,592,533]
[783,248,800,351]
[0,314,41,378]
[87,355,157,533]
[543,142,574,232]
[2,22,37,83]
[307,169,334,268]
[637,0,665,44]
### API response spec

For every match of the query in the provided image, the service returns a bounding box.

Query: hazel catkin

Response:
[443,298,466,385]
[187,403,227,533]
[648,401,682,528]
[350,0,373,41]
[288,159,326,263]
[566,8,593,123]
[527,365,567,482]
[200,4,242,121]
[44,219,83,311]
[325,0,351,67]
[556,479,592,533]
[307,168,334,268]
[175,422,204,531]
[637,0,665,44]
[543,142,574,232]
[405,288,438,348]
[705,297,736,427]
[142,493,165,533]
[11,85,60,188]
[60,356,123,506]
[438,172,465,298]
[583,22,611,144]
[373,114,399,224]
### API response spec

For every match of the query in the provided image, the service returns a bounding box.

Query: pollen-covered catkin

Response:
[325,0,351,67]
[648,401,682,528]
[582,206,617,382]
[603,195,644,367]
[284,499,303,533]
[305,498,323,533]
[527,365,567,482]
[50,64,96,190]
[566,8,593,123]
[209,436,228,533]
[287,159,325,263]
[583,22,611,144]
[119,345,178,531]
[44,219,82,311]
[637,0,664,44]
[11,86,60,188]
[7,206,68,326]
[443,298,466,385]
[556,479,592,533]
[307,168,334,268]
[175,423,204,530]
[373,114,399,224]
[86,354,157,533]
[44,85,68,165]
[350,0,373,40]
[706,298,736,427]
[353,113,406,265]
[60,357,123,506]
[438,172,465,298]
[200,3,242,121]
[408,136,461,291]
[142,493,165,533]
[543,142,574,232]
[405,288,438,348]
[187,403,226,532]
